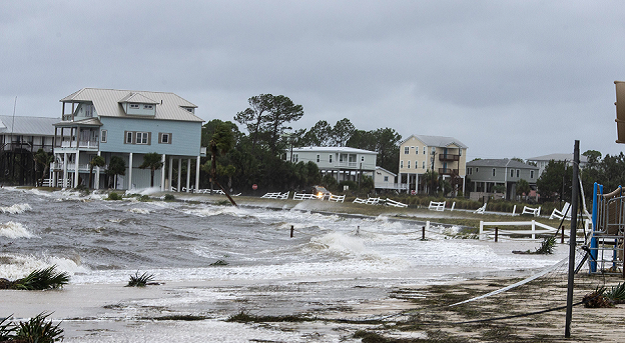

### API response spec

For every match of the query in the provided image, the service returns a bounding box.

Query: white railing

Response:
[385,198,407,208]
[428,201,446,211]
[328,194,345,203]
[479,220,559,240]
[522,206,541,217]
[261,192,290,199]
[293,192,319,200]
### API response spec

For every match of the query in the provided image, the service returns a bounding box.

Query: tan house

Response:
[398,135,468,194]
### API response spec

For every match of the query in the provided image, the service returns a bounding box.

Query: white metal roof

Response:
[526,153,588,163]
[0,115,58,136]
[292,146,378,154]
[60,88,203,122]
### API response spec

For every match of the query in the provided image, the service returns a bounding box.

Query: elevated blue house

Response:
[52,88,205,190]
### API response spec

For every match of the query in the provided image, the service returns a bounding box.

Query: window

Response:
[136,132,149,144]
[126,131,133,144]
[530,170,535,179]
[404,147,409,154]
[407,161,411,169]
[158,133,172,144]
[316,154,320,163]
[384,176,389,182]
[100,130,107,143]
[468,167,472,175]
[476,167,479,173]
[400,160,404,168]
[423,147,426,155]
[293,154,299,162]
[492,168,496,177]
[422,161,426,169]
[361,156,365,162]
[511,169,514,177]
[414,161,418,169]
[415,146,419,154]
[516,170,520,178]
[328,154,333,163]
[143,104,153,110]
[130,104,139,109]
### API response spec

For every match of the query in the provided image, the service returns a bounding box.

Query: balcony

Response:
[439,154,460,162]
[439,168,459,175]
[56,140,99,150]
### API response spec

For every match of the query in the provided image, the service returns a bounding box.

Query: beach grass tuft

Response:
[1,312,64,342]
[4,265,69,290]
[126,271,155,287]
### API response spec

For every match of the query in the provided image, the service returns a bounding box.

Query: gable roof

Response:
[467,158,538,169]
[0,115,58,136]
[402,134,468,149]
[60,88,203,122]
[375,166,397,177]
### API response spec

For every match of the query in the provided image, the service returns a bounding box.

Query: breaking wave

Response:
[0,203,32,214]
[0,221,36,239]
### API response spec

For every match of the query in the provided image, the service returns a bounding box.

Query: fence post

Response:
[290,225,294,238]
[531,220,536,239]
[561,225,565,244]
[512,205,516,216]
[426,221,430,233]
[451,202,456,211]
[479,221,484,240]
[495,227,499,242]
[422,226,426,240]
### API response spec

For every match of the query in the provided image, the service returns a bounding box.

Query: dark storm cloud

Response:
[2,0,625,159]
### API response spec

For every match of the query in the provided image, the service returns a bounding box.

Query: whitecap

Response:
[0,253,89,280]
[0,221,36,238]
[0,203,32,214]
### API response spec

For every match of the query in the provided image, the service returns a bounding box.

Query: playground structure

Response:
[587,183,625,276]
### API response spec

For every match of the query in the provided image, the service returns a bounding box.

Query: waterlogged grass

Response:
[0,265,69,290]
[0,312,63,342]
[126,271,155,287]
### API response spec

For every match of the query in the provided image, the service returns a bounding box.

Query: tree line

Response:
[536,149,625,204]
[201,93,402,194]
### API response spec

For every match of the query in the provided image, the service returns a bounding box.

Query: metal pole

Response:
[495,227,498,242]
[565,140,580,338]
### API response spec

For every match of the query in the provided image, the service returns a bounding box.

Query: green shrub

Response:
[164,194,176,201]
[137,195,151,202]
[107,192,122,201]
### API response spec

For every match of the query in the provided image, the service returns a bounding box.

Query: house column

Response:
[186,159,191,192]
[74,151,79,188]
[62,153,68,188]
[160,154,166,191]
[177,158,182,192]
[195,155,200,191]
[169,156,174,191]
[128,153,133,190]
[95,151,101,190]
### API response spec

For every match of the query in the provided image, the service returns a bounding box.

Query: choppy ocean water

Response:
[0,187,568,342]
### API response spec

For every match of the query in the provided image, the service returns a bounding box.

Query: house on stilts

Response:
[52,88,205,191]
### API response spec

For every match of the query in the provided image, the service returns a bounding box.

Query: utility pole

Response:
[565,141,579,338]
[430,149,437,196]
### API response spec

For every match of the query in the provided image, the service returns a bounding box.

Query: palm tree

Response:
[33,149,54,187]
[105,156,126,189]
[88,156,106,189]
[139,152,164,188]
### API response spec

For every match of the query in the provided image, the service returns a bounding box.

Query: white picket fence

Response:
[479,220,560,240]
[261,192,290,199]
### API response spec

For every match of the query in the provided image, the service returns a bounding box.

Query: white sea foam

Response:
[128,208,151,214]
[0,203,32,214]
[0,253,89,280]
[0,221,35,238]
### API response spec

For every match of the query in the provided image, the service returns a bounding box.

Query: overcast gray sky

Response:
[2,1,624,160]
